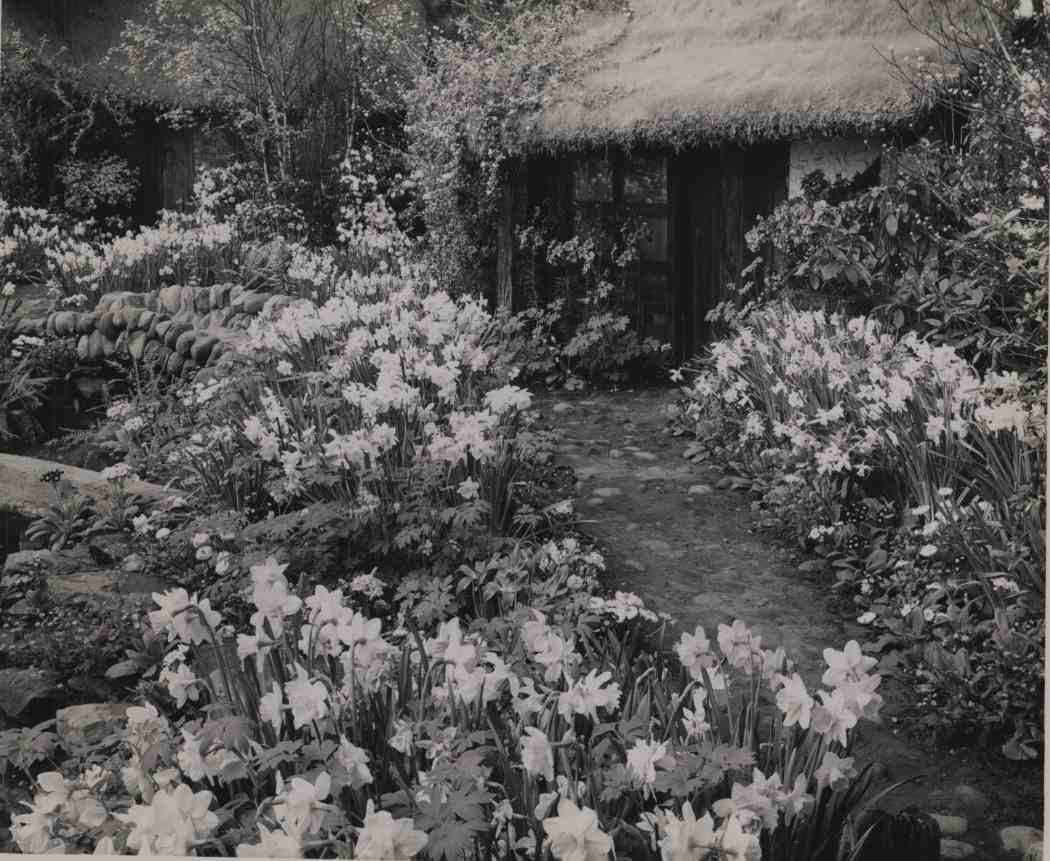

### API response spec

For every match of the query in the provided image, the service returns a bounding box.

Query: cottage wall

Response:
[787,137,881,198]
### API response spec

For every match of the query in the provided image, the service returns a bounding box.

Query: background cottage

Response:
[496,0,964,357]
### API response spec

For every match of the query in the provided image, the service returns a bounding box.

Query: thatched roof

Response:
[523,0,973,150]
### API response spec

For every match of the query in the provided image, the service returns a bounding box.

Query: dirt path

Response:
[543,386,1043,861]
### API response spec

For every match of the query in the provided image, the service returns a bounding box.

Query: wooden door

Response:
[674,143,788,360]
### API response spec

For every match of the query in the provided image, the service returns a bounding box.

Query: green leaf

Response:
[884,214,899,236]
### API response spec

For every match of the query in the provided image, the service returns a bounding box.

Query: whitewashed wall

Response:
[788,138,882,198]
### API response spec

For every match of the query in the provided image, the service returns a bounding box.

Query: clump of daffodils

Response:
[12,539,887,858]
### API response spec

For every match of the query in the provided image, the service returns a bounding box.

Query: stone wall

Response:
[12,284,294,379]
[788,137,882,198]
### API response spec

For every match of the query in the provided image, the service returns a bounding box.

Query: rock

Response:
[632,451,657,461]
[624,559,645,572]
[76,333,91,360]
[688,484,713,495]
[194,286,212,314]
[114,330,128,356]
[56,703,129,750]
[49,571,117,597]
[14,316,47,336]
[101,334,117,357]
[940,839,976,859]
[593,487,622,498]
[164,320,193,348]
[552,402,573,414]
[142,339,166,366]
[210,282,232,310]
[175,327,198,357]
[931,815,968,837]
[166,352,185,375]
[3,549,81,577]
[0,667,59,720]
[716,476,735,490]
[111,308,134,332]
[928,785,992,817]
[263,294,293,317]
[127,330,148,362]
[241,291,268,315]
[228,284,247,313]
[96,310,119,340]
[5,598,35,616]
[130,309,154,332]
[122,553,145,573]
[153,318,173,338]
[191,334,218,365]
[206,341,227,365]
[52,310,77,336]
[1001,826,1043,855]
[0,454,171,519]
[120,308,144,331]
[609,449,624,458]
[74,311,97,334]
[182,358,200,376]
[158,285,184,315]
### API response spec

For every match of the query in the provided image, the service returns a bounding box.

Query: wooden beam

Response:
[497,159,526,313]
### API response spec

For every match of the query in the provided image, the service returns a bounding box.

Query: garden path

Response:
[542,386,1042,861]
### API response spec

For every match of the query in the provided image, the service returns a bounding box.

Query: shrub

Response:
[673,302,1045,755]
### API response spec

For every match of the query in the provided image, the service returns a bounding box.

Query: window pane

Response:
[637,215,668,262]
[624,156,667,204]
[573,158,613,203]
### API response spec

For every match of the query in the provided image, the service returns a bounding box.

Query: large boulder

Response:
[3,549,81,577]
[56,703,130,750]
[0,454,172,519]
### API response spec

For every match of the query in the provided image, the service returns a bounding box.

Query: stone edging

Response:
[12,284,294,378]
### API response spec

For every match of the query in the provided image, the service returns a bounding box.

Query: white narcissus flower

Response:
[821,640,878,687]
[714,812,761,860]
[557,669,621,722]
[389,719,414,754]
[285,664,329,728]
[775,673,814,729]
[457,476,480,501]
[191,531,211,548]
[355,798,429,860]
[11,808,63,855]
[543,798,613,861]
[160,662,201,708]
[520,726,554,781]
[236,824,301,857]
[658,803,717,861]
[626,738,669,788]
[717,619,762,673]
[811,689,859,747]
[675,626,716,680]
[259,681,285,735]
[273,771,331,838]
[177,729,209,782]
[814,751,858,792]
[119,784,219,856]
[335,737,373,789]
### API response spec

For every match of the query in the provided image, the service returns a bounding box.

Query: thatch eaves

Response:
[520,0,977,151]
